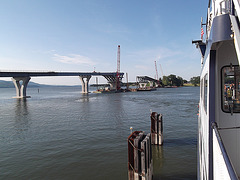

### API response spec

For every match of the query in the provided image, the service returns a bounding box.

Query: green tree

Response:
[162,74,185,87]
[162,76,170,86]
[190,76,200,86]
[168,74,177,86]
[176,76,184,86]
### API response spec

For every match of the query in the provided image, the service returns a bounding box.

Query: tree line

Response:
[159,74,200,87]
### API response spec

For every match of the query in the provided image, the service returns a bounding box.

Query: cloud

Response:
[127,47,182,64]
[53,54,96,66]
[122,45,200,81]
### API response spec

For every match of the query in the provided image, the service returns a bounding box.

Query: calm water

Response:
[0,86,199,180]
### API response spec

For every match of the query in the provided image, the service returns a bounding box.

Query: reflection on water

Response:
[14,98,30,140]
[153,145,164,172]
[77,93,90,102]
[14,98,29,118]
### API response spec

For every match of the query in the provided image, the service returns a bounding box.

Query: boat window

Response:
[204,74,208,113]
[222,66,240,113]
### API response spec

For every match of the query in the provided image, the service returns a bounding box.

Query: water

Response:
[0,86,199,180]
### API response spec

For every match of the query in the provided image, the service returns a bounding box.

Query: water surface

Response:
[0,86,199,179]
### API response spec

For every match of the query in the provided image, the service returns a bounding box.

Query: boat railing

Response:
[206,0,240,41]
[211,122,238,180]
[206,0,231,39]
[211,0,232,16]
[233,0,240,21]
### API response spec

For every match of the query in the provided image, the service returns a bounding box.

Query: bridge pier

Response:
[79,75,91,93]
[11,77,31,98]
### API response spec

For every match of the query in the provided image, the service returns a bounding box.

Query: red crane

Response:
[116,45,121,90]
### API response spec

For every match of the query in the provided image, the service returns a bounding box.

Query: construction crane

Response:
[116,45,121,90]
[154,61,159,81]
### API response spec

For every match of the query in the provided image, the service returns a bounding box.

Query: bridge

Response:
[0,71,124,98]
[136,76,162,88]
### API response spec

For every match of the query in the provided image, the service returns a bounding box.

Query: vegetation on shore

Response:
[161,74,186,87]
[160,74,200,87]
[189,76,200,86]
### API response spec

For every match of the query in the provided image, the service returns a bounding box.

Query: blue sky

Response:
[0,0,208,85]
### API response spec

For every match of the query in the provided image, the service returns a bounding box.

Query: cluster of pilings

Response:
[128,132,153,180]
[151,112,163,145]
[127,112,163,180]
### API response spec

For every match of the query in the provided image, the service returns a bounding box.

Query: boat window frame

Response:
[221,65,240,113]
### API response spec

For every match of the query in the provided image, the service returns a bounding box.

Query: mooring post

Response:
[128,131,153,180]
[157,114,163,145]
[134,135,140,180]
[141,137,147,180]
[151,112,163,145]
[128,131,141,180]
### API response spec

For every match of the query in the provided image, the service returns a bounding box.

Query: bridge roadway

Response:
[0,71,124,98]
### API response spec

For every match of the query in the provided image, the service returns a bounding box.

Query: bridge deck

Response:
[0,71,124,77]
[137,76,159,83]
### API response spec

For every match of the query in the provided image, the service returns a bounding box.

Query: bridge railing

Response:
[0,70,56,72]
[0,71,124,77]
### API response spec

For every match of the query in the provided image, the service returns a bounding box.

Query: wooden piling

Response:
[151,112,163,145]
[128,131,153,180]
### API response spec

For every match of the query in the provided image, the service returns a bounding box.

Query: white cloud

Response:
[53,54,96,66]
[127,47,182,64]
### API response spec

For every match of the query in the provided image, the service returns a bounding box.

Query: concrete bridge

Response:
[0,71,124,98]
[136,76,161,88]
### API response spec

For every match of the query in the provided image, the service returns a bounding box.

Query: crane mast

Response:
[154,61,159,80]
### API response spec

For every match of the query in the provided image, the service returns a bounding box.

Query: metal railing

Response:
[205,0,238,41]
[211,122,238,180]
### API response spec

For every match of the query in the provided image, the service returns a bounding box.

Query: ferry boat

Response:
[193,0,240,179]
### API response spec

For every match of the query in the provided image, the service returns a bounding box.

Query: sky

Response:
[0,0,209,85]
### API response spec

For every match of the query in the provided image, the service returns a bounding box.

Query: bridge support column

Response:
[79,75,91,93]
[11,77,31,98]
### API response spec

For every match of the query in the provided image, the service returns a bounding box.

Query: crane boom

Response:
[160,64,164,78]
[154,61,159,80]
